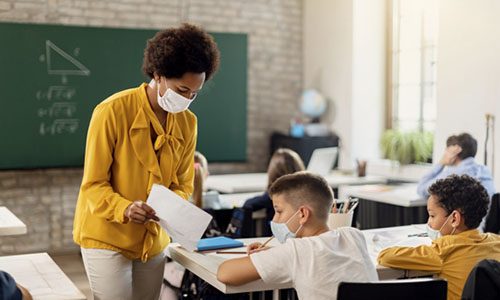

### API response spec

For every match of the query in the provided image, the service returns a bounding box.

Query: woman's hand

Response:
[124,201,159,224]
[247,242,270,255]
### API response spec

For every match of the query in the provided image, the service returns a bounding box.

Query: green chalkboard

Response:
[0,22,247,169]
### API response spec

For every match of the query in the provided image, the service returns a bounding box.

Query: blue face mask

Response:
[270,210,303,244]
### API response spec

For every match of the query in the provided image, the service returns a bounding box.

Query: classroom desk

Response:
[0,206,27,236]
[206,172,387,194]
[340,184,426,207]
[340,184,428,229]
[0,253,86,300]
[168,225,434,298]
[168,237,289,299]
[218,192,262,209]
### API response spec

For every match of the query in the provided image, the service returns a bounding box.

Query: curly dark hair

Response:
[428,174,489,229]
[142,23,220,81]
[446,133,477,160]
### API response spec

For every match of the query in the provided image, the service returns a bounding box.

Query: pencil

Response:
[343,198,350,213]
[215,250,247,254]
[348,202,359,214]
[259,236,274,249]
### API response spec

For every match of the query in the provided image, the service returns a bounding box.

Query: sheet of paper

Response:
[369,231,431,253]
[147,184,213,251]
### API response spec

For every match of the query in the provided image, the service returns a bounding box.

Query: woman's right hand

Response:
[124,201,159,224]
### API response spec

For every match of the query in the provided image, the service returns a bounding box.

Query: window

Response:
[390,0,439,131]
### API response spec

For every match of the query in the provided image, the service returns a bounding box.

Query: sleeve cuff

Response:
[115,198,132,224]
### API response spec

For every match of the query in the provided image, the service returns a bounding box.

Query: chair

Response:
[484,193,500,234]
[337,278,447,300]
[461,259,500,300]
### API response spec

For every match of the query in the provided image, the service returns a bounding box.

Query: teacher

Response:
[73,23,220,300]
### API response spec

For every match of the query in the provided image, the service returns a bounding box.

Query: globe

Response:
[300,89,327,119]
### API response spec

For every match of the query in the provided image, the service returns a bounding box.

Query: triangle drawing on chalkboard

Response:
[46,40,90,76]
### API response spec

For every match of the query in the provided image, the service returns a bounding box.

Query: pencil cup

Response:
[327,212,354,229]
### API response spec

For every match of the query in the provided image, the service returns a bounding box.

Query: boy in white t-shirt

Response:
[217,171,378,300]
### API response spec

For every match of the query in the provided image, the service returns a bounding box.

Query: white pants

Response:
[81,248,165,300]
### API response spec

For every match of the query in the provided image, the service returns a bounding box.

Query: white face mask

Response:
[426,213,455,241]
[156,80,195,113]
[270,210,303,244]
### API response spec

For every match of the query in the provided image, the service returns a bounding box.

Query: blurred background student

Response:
[242,148,305,236]
[191,151,221,209]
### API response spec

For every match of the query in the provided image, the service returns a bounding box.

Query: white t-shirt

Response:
[250,227,378,300]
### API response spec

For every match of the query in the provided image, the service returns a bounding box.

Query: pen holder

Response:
[327,212,354,230]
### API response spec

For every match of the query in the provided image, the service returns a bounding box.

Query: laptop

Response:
[306,147,338,177]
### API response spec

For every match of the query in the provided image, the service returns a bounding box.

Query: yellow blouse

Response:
[73,83,197,261]
[378,229,500,300]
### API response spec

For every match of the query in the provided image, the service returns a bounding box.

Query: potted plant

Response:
[381,130,434,165]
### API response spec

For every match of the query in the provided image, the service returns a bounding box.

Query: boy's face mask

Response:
[426,212,456,240]
[270,209,303,243]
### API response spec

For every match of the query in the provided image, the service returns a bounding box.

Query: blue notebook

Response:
[197,237,244,251]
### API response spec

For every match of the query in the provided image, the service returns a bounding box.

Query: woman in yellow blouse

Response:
[378,175,500,300]
[73,23,220,300]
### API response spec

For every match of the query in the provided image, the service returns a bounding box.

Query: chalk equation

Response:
[39,119,79,136]
[38,102,76,118]
[36,86,76,101]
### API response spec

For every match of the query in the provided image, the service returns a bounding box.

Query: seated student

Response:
[0,271,32,300]
[192,151,220,209]
[242,148,305,236]
[379,174,500,300]
[217,172,378,300]
[417,133,495,199]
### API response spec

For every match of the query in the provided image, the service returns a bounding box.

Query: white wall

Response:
[303,0,386,168]
[303,0,353,168]
[435,0,500,189]
[351,0,387,163]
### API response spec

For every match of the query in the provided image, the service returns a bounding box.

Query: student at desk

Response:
[379,175,500,300]
[73,23,220,300]
[217,172,378,300]
[417,133,495,199]
[192,151,220,209]
[0,271,32,300]
[241,148,305,236]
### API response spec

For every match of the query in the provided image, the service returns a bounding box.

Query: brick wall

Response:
[0,0,302,254]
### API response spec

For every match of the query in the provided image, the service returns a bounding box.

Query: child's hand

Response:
[247,242,270,255]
